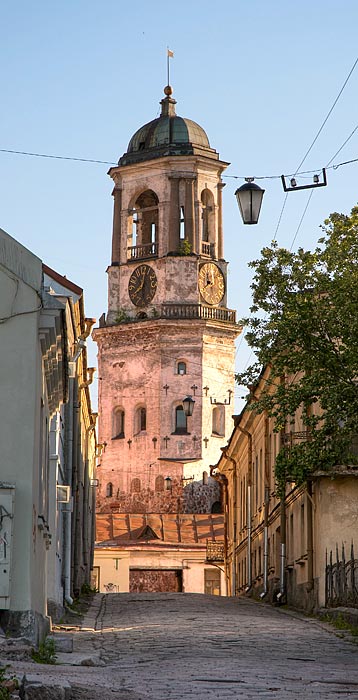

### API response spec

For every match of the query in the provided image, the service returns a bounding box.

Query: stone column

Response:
[111,187,122,264]
[185,178,196,253]
[217,182,226,260]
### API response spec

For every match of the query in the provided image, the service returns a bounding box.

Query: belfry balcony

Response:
[127,242,158,261]
[161,304,236,323]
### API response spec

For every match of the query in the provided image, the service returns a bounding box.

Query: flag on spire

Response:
[167,48,174,57]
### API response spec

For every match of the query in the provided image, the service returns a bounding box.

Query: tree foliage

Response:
[236,205,358,492]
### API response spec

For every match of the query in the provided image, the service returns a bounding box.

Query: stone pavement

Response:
[7,593,358,698]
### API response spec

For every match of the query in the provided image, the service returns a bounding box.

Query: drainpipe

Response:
[83,423,96,582]
[277,498,286,602]
[64,365,75,606]
[237,427,252,592]
[210,466,229,596]
[260,417,270,599]
[306,480,314,594]
[220,450,237,596]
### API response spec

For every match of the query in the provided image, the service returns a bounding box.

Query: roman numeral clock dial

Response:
[128,264,158,307]
[198,262,225,305]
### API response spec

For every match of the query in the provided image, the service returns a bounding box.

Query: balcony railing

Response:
[127,242,158,260]
[201,241,211,256]
[162,303,236,323]
[206,540,225,562]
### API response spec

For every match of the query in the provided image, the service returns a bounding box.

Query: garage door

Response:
[130,569,182,593]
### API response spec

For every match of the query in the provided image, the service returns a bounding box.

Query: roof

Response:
[96,512,224,547]
[43,263,83,297]
[119,86,219,166]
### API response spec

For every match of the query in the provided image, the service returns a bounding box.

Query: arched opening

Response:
[155,475,164,492]
[211,500,222,514]
[131,477,141,494]
[177,361,187,375]
[128,190,159,259]
[174,404,188,434]
[212,405,225,436]
[134,406,147,434]
[112,407,125,439]
[106,482,113,498]
[201,188,215,255]
[202,471,208,485]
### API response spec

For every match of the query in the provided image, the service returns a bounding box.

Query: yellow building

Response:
[213,367,358,612]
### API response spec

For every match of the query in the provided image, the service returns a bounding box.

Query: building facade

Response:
[93,85,240,591]
[0,227,96,642]
[214,367,358,611]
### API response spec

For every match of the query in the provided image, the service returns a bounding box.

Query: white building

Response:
[0,228,96,642]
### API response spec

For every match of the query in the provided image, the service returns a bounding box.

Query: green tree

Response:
[236,205,358,493]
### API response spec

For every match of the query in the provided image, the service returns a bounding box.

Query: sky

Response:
[1,1,358,411]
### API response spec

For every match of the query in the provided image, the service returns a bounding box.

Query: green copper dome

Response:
[119,86,218,166]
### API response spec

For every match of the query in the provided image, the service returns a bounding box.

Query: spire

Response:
[160,85,177,117]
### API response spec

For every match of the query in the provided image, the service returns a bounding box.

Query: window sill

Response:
[112,434,125,440]
[211,432,225,438]
[171,430,191,436]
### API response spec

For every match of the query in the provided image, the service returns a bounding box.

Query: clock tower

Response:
[94,86,240,515]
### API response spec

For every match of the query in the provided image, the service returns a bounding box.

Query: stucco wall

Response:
[314,475,358,606]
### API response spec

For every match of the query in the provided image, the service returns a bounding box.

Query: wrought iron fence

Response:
[325,543,358,608]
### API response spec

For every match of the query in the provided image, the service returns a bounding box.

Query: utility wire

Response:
[294,55,358,174]
[0,148,116,165]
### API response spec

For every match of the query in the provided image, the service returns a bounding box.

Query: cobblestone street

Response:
[8,593,358,699]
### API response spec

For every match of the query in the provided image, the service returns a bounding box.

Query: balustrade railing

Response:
[201,241,211,256]
[127,242,158,260]
[161,303,236,323]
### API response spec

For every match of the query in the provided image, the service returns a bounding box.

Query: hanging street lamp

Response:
[235,178,265,225]
[182,395,195,417]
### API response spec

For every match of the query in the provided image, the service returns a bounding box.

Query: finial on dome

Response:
[160,85,177,117]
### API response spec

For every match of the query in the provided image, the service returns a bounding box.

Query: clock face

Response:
[128,264,158,307]
[198,263,225,305]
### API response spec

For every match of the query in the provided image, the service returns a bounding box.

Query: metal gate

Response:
[130,569,183,593]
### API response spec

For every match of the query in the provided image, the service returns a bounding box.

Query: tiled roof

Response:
[96,513,224,546]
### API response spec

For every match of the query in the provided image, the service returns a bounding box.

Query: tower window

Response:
[212,405,225,436]
[155,475,164,492]
[112,407,125,439]
[174,405,188,434]
[177,361,186,375]
[180,206,185,240]
[203,471,208,485]
[131,478,141,493]
[106,482,113,498]
[134,406,147,434]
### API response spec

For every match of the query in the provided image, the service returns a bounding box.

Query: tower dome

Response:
[119,86,219,166]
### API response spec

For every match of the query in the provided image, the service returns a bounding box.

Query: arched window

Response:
[106,482,113,498]
[201,188,215,246]
[212,405,225,436]
[112,407,125,439]
[177,361,186,375]
[174,405,187,434]
[131,477,141,493]
[134,406,146,434]
[128,190,159,258]
[155,475,164,492]
[202,471,208,485]
[211,501,222,514]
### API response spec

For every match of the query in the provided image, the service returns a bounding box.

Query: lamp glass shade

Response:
[235,182,265,225]
[182,395,195,416]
